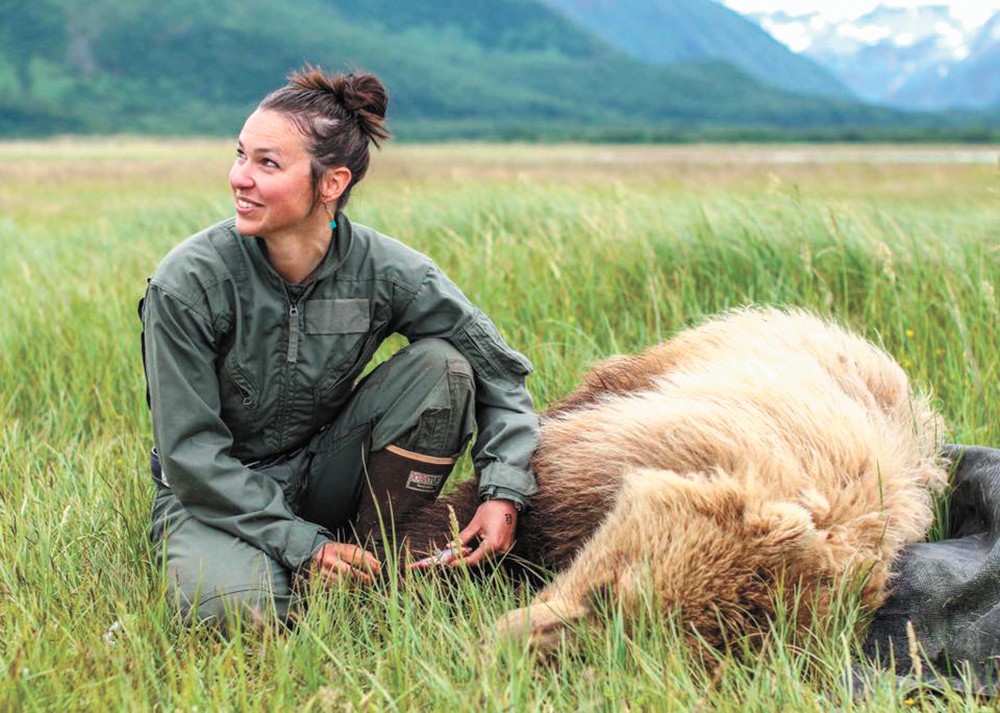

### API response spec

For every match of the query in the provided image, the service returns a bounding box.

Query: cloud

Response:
[718,0,998,28]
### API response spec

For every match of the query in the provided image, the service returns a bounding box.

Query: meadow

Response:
[1,139,998,711]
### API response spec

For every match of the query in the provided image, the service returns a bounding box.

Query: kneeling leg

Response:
[151,492,295,626]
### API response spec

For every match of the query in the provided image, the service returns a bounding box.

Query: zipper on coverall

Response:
[287,302,300,363]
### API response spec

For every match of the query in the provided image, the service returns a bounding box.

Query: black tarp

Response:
[862,445,1000,693]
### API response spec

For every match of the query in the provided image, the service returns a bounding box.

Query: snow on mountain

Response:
[972,10,1000,53]
[539,0,850,98]
[727,3,1000,109]
[895,11,1000,109]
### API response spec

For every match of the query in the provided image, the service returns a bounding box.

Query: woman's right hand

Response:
[312,541,381,585]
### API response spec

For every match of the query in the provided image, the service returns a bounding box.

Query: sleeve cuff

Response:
[282,523,331,571]
[479,485,531,511]
[478,461,537,505]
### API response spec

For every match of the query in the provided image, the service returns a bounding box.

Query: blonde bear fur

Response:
[400,307,947,653]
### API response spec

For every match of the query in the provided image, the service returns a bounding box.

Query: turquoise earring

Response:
[325,204,337,230]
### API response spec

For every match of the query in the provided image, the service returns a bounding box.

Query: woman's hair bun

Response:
[288,66,390,147]
[333,72,390,146]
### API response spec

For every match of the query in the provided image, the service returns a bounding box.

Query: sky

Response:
[718,0,998,27]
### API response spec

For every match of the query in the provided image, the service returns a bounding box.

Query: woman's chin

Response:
[234,216,260,237]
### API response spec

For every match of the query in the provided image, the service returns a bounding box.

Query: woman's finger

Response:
[323,542,381,576]
[456,538,493,568]
[456,522,482,548]
[339,543,382,575]
[320,558,373,585]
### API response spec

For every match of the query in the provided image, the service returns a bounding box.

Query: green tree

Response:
[0,0,66,94]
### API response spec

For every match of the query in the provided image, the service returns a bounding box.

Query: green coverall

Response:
[141,215,539,621]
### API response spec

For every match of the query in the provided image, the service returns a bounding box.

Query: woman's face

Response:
[229,109,320,241]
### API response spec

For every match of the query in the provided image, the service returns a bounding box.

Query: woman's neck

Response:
[262,225,332,284]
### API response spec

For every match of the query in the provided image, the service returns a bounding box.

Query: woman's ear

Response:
[320,166,352,204]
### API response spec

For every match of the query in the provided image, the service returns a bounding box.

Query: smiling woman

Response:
[230,110,333,266]
[139,66,539,626]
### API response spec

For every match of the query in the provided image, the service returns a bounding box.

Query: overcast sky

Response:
[718,0,998,27]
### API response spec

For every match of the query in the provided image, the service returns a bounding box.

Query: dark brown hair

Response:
[259,66,390,210]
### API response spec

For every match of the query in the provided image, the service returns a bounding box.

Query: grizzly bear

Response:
[399,307,947,653]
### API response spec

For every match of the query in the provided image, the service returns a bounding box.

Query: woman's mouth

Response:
[236,197,262,212]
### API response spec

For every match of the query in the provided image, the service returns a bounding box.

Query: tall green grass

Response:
[1,141,998,710]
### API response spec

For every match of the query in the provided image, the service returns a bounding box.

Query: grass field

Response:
[1,139,998,710]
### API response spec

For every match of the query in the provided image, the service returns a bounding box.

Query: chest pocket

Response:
[308,299,384,408]
[304,299,370,335]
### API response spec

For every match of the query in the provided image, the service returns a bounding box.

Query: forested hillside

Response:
[540,0,849,98]
[0,0,993,139]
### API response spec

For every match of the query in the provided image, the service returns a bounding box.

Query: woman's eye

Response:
[262,158,279,168]
[235,148,246,160]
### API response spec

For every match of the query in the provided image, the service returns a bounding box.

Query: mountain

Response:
[738,4,1000,109]
[894,12,1000,109]
[0,0,992,138]
[540,0,850,98]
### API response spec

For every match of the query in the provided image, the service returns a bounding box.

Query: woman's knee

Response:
[405,339,475,411]
[329,338,476,458]
[395,340,475,453]
[403,339,471,382]
[173,577,293,625]
[154,509,294,626]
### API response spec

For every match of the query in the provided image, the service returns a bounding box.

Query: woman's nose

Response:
[229,161,253,189]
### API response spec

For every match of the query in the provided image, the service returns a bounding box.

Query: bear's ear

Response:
[619,467,749,525]
[618,469,825,560]
[745,502,818,552]
[621,467,740,507]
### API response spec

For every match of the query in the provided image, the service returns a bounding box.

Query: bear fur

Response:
[399,307,947,653]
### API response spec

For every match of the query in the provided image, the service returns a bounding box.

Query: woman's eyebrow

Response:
[236,139,283,155]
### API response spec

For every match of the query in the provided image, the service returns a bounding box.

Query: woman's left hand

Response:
[454,499,518,567]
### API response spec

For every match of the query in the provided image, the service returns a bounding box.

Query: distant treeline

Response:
[0,0,996,141]
[399,121,1000,144]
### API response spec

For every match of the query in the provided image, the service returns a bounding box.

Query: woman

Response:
[140,67,539,623]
